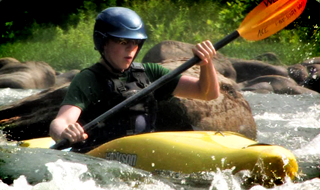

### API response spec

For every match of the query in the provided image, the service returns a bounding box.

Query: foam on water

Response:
[0,159,176,190]
[250,178,320,190]
[1,89,320,189]
[254,104,320,129]
[294,133,320,156]
[0,88,41,106]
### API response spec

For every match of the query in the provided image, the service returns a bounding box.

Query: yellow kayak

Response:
[20,131,298,184]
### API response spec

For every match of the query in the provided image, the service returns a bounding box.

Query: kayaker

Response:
[49,7,220,153]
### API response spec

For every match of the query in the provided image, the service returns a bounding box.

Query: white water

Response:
[1,89,320,189]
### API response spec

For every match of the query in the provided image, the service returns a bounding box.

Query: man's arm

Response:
[49,105,87,143]
[173,40,220,100]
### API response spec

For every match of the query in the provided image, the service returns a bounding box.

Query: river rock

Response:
[302,57,320,65]
[286,58,320,93]
[303,63,320,93]
[254,52,282,65]
[238,75,318,95]
[156,59,256,139]
[0,57,20,67]
[55,69,80,87]
[288,64,309,85]
[0,83,69,140]
[229,58,289,83]
[142,40,319,95]
[141,40,237,81]
[0,58,56,89]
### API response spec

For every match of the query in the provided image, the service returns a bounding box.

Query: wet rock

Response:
[238,75,318,95]
[254,52,282,65]
[55,69,80,87]
[230,59,288,83]
[0,83,69,140]
[288,64,309,85]
[0,59,56,89]
[156,59,256,139]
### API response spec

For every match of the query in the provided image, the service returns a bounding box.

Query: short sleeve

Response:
[61,70,98,110]
[143,63,181,101]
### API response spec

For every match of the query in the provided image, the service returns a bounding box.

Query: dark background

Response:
[0,0,319,44]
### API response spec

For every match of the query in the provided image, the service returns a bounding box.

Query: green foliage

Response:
[217,1,245,32]
[0,12,99,72]
[3,22,15,39]
[0,0,319,72]
[126,0,220,44]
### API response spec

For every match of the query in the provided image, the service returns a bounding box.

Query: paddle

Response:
[51,0,307,150]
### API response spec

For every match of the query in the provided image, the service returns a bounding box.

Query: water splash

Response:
[0,160,103,190]
[295,132,320,153]
[209,169,242,190]
[250,177,320,190]
[0,159,176,190]
[0,88,41,106]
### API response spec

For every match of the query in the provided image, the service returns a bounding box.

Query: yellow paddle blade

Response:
[238,0,307,41]
[19,137,54,148]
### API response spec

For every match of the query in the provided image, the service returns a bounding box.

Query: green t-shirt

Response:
[61,62,181,113]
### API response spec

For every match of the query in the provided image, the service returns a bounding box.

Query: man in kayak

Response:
[49,7,220,153]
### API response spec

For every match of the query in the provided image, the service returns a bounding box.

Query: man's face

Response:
[103,37,141,72]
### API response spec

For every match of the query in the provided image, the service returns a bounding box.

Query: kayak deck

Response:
[88,131,298,184]
[19,131,298,185]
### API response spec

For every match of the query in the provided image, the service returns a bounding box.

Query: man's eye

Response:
[118,39,128,45]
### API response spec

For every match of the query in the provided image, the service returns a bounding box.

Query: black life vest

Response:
[72,62,158,153]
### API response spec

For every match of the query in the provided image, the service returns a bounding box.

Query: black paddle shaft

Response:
[50,30,240,150]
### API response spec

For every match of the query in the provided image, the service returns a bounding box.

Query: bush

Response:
[0,12,99,72]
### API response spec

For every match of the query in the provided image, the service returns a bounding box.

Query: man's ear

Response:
[101,40,110,55]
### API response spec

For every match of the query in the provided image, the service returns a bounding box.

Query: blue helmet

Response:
[93,7,147,53]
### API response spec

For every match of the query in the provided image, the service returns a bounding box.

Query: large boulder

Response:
[0,58,56,89]
[155,59,256,139]
[142,40,194,63]
[0,57,20,68]
[230,59,288,83]
[142,40,237,81]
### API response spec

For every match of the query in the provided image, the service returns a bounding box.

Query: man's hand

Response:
[192,40,216,66]
[60,122,88,143]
